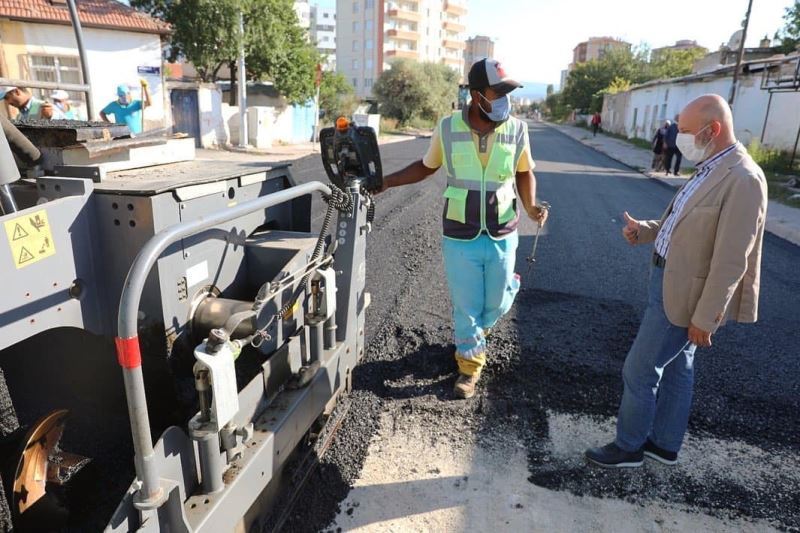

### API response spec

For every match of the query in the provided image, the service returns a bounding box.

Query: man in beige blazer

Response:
[586,94,768,468]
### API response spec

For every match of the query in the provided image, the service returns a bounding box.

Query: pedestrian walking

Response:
[591,112,602,137]
[651,120,669,171]
[663,116,682,175]
[378,58,549,399]
[585,94,768,468]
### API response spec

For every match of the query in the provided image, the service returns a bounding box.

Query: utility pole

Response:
[729,0,754,109]
[237,11,248,147]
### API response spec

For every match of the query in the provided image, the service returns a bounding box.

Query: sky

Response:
[314,0,795,87]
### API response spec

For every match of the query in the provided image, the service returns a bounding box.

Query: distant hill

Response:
[514,82,553,101]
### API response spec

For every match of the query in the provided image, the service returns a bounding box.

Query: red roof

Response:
[0,0,170,35]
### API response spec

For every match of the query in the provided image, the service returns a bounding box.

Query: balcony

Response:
[442,39,466,50]
[442,21,466,32]
[444,2,467,16]
[387,8,422,22]
[386,49,419,59]
[387,28,419,41]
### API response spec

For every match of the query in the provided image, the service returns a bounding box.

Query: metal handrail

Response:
[114,180,331,507]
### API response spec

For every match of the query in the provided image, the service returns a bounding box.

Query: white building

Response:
[601,55,800,152]
[311,5,337,71]
[336,0,468,98]
[294,0,312,32]
[0,0,169,126]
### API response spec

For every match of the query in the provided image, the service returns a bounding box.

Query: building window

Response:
[352,40,359,51]
[366,58,374,70]
[353,21,360,32]
[353,59,360,69]
[365,78,373,88]
[323,12,329,18]
[366,39,373,49]
[365,0,374,8]
[28,54,83,103]
[352,78,358,87]
[353,2,359,13]
[365,20,373,31]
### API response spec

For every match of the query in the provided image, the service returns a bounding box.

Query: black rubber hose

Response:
[0,114,41,165]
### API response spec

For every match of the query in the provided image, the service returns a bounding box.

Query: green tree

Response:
[562,47,650,113]
[775,1,800,53]
[374,60,456,125]
[649,47,708,79]
[132,0,318,104]
[318,71,357,122]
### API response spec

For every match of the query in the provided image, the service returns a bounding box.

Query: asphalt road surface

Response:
[281,122,800,532]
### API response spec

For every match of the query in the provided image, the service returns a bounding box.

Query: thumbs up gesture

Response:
[622,211,640,246]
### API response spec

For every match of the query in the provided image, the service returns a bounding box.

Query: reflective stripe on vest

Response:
[439,111,527,239]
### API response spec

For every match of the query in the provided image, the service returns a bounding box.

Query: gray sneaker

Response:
[454,373,480,399]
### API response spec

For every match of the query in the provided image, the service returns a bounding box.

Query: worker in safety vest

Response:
[379,59,549,399]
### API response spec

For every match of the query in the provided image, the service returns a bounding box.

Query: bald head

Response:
[677,94,736,158]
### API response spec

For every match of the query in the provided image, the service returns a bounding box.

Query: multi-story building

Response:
[572,36,631,65]
[463,35,494,78]
[562,36,631,90]
[336,0,468,98]
[311,5,337,71]
[294,0,312,32]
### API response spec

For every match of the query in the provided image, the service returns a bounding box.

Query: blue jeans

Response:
[442,232,520,375]
[616,266,697,453]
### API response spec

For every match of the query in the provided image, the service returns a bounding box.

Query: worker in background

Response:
[100,80,151,134]
[51,89,77,120]
[0,86,58,120]
[378,59,549,399]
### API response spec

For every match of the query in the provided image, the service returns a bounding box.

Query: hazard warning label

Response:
[4,209,56,268]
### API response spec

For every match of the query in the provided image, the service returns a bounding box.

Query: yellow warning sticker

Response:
[4,209,56,268]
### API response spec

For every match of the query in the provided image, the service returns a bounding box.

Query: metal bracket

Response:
[51,165,106,183]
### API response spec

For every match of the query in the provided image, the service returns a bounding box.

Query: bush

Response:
[747,140,793,173]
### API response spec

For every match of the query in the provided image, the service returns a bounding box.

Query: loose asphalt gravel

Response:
[1,125,798,532]
[278,123,800,532]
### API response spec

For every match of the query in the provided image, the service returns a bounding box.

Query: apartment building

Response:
[464,35,494,78]
[311,4,337,70]
[336,0,468,98]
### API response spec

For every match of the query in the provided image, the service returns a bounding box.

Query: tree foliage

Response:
[131,0,318,103]
[775,0,800,53]
[649,47,708,79]
[561,44,707,113]
[374,60,458,125]
[319,71,357,122]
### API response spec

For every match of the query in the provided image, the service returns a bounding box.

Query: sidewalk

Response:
[549,123,800,247]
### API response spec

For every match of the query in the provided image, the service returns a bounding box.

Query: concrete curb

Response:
[544,122,800,247]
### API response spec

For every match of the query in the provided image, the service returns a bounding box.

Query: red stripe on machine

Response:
[115,336,142,369]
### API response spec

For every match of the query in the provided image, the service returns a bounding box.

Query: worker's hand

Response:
[622,211,640,245]
[140,78,149,88]
[41,102,54,120]
[526,204,548,226]
[688,323,712,348]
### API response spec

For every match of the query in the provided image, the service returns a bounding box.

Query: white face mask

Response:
[675,124,713,163]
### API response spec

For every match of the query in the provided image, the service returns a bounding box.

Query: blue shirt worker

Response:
[378,59,549,399]
[100,80,151,134]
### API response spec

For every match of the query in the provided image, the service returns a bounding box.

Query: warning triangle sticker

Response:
[18,246,34,264]
[12,223,28,241]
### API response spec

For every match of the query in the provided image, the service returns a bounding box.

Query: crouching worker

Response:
[377,59,548,399]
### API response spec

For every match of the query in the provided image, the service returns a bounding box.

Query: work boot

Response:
[454,373,480,399]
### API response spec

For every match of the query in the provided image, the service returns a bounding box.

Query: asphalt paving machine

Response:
[0,111,382,531]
